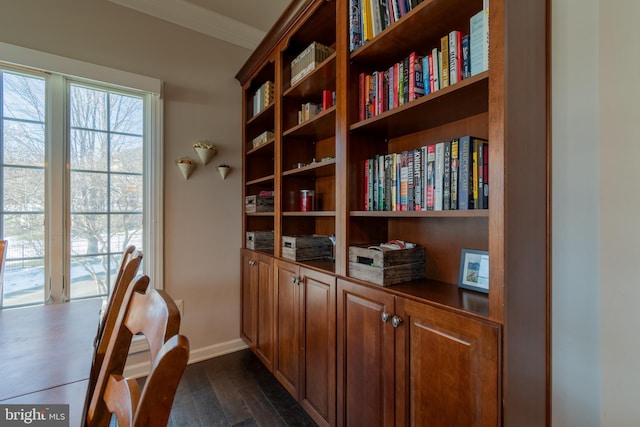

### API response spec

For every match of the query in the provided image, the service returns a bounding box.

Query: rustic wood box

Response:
[282,234,333,261]
[246,231,274,251]
[348,245,426,286]
[245,195,274,213]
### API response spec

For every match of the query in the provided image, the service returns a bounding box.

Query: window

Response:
[0,46,162,308]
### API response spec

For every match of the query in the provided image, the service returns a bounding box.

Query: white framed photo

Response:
[458,249,489,293]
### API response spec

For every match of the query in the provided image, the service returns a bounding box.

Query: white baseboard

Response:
[124,337,249,379]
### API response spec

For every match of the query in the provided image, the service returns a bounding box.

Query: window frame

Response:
[0,42,163,304]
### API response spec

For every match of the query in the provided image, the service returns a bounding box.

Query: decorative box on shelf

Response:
[246,231,274,251]
[245,195,274,213]
[252,130,274,148]
[282,234,333,261]
[348,243,425,286]
[290,42,335,86]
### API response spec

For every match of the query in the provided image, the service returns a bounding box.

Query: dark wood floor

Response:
[165,349,317,426]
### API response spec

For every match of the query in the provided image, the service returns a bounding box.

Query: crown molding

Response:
[108,0,266,50]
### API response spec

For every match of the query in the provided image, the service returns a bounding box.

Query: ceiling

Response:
[108,0,291,50]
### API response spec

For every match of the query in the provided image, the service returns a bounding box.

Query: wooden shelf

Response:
[350,72,488,138]
[247,138,275,156]
[283,53,336,99]
[283,106,336,140]
[246,175,275,186]
[350,0,484,68]
[283,211,336,217]
[350,209,488,218]
[283,158,336,178]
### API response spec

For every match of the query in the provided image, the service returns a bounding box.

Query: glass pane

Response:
[1,213,45,307]
[70,129,108,171]
[2,73,45,121]
[70,85,107,131]
[110,213,143,251]
[110,93,143,135]
[3,167,45,212]
[69,255,111,299]
[2,259,45,307]
[70,214,108,255]
[110,174,143,212]
[3,120,45,166]
[111,134,143,173]
[70,171,108,212]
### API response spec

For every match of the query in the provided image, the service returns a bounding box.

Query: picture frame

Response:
[458,249,489,293]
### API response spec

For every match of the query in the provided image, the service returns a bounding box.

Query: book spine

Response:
[458,135,471,210]
[482,141,489,208]
[443,140,451,210]
[427,54,434,94]
[435,142,444,211]
[407,150,414,211]
[362,0,373,42]
[402,56,409,105]
[400,151,408,211]
[378,154,385,210]
[413,147,422,211]
[426,144,435,210]
[349,0,363,52]
[450,138,459,210]
[449,30,460,85]
[431,47,440,91]
[393,63,400,108]
[462,34,471,79]
[472,138,479,209]
[364,158,370,210]
[368,159,375,211]
[398,60,404,106]
[385,154,392,211]
[440,34,449,88]
[391,153,397,211]
[477,140,484,209]
[422,56,430,95]
[369,0,382,37]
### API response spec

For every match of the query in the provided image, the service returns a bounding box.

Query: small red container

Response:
[300,190,314,211]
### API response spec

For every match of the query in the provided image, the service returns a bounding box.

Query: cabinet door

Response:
[254,253,274,371]
[395,298,500,427]
[240,249,257,347]
[274,259,301,397]
[299,267,336,427]
[337,278,396,427]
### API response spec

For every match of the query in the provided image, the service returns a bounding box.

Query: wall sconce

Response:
[176,158,196,180]
[192,140,217,165]
[217,164,231,180]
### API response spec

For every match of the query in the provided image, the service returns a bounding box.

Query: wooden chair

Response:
[82,247,143,426]
[104,334,189,427]
[85,277,185,427]
[0,240,6,308]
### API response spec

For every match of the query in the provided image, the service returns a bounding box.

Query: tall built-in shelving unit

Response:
[237,0,550,424]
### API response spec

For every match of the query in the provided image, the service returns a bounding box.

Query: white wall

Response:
[598,0,640,425]
[551,1,601,425]
[553,0,640,425]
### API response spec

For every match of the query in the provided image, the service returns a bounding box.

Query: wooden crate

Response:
[246,231,274,251]
[348,245,426,286]
[245,195,274,213]
[282,234,333,261]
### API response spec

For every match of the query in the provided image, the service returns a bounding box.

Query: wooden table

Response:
[0,299,102,426]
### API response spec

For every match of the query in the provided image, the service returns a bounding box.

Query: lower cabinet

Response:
[240,249,275,371]
[274,259,336,427]
[337,278,501,427]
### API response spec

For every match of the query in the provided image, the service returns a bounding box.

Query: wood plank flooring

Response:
[164,349,317,426]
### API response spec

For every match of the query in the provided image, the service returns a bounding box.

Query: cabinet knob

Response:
[391,315,403,328]
[291,276,297,284]
[248,260,256,266]
[381,311,392,323]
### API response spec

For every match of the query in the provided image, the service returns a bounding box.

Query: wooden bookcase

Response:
[237,0,549,425]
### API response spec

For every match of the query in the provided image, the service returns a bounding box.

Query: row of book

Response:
[349,0,425,51]
[363,136,489,212]
[252,81,274,117]
[358,13,488,120]
[296,90,336,125]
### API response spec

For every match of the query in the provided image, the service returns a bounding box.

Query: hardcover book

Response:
[434,142,445,211]
[443,140,452,210]
[450,138,459,210]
